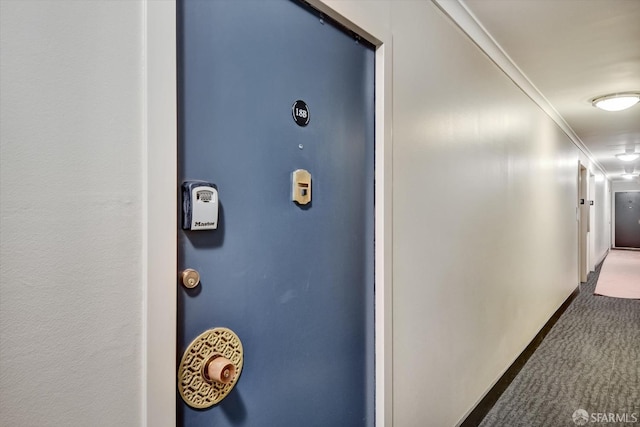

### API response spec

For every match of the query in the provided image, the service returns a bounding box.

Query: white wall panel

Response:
[391,3,578,424]
[593,176,611,265]
[612,180,640,192]
[0,1,143,425]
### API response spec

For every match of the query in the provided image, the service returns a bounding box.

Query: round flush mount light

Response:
[591,93,640,112]
[616,152,640,162]
[621,173,638,180]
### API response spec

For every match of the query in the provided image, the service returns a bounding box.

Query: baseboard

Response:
[595,249,609,267]
[612,246,640,251]
[458,286,580,427]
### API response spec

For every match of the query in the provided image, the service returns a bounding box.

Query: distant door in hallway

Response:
[578,164,589,282]
[177,0,375,426]
[615,192,640,248]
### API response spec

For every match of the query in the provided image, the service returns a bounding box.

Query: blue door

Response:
[177,1,375,426]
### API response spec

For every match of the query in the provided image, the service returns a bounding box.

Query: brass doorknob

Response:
[206,356,236,384]
[181,268,200,288]
[178,327,244,408]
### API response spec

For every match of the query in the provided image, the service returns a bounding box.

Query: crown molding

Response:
[431,0,608,177]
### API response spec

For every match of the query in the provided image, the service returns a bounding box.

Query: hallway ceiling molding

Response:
[438,0,640,181]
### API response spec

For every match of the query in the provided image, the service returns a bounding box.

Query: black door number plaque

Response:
[292,100,310,127]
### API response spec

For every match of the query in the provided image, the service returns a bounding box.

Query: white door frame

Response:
[588,173,596,271]
[578,163,589,283]
[142,1,393,425]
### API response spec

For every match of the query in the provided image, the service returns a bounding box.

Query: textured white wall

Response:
[0,1,143,425]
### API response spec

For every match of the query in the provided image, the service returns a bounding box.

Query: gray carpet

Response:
[479,260,640,427]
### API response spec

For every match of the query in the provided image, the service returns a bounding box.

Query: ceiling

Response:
[461,0,640,181]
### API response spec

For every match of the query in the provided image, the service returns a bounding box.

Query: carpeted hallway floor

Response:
[479,258,640,427]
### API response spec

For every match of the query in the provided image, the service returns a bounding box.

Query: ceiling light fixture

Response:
[591,92,640,112]
[621,165,638,180]
[616,150,640,162]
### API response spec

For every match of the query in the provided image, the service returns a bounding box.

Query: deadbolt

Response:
[181,268,200,289]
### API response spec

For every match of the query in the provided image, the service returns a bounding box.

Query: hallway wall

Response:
[325,1,599,425]
[593,175,612,265]
[577,153,611,270]
[612,180,640,192]
[0,1,143,425]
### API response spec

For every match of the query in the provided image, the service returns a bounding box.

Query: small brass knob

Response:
[181,269,200,289]
[206,356,236,384]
